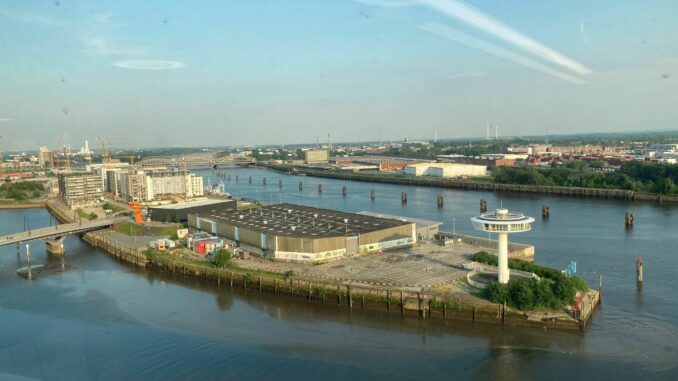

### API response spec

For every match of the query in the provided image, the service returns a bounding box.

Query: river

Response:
[0,167,676,380]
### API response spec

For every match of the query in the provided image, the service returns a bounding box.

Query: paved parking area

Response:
[234,241,487,288]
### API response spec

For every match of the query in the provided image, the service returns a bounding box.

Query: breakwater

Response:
[270,166,678,203]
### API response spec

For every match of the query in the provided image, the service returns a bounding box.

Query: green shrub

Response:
[283,270,295,280]
[477,251,590,310]
[212,248,231,268]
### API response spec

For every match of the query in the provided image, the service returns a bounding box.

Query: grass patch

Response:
[76,208,98,221]
[115,221,143,235]
[102,202,126,213]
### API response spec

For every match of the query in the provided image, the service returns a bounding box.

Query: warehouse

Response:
[188,203,416,263]
[403,162,487,178]
[148,198,236,223]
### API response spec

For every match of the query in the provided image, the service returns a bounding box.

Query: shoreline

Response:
[255,164,678,204]
[38,198,599,333]
[0,201,47,209]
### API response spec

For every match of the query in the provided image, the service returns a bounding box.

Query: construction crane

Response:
[183,156,190,201]
[96,136,111,168]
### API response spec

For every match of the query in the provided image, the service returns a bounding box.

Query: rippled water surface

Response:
[1,167,676,380]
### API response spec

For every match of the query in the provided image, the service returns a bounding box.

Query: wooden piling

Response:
[401,192,407,204]
[342,186,347,196]
[318,184,322,193]
[636,256,643,287]
[278,179,283,188]
[298,181,303,191]
[542,204,550,218]
[480,199,487,213]
[437,195,443,208]
[625,211,634,227]
[263,177,266,186]
[370,190,376,201]
[248,176,252,184]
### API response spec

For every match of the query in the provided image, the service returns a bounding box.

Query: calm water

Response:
[1,167,676,380]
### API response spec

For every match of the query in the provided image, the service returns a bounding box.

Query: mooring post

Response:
[400,290,404,314]
[342,186,347,197]
[248,176,252,184]
[542,204,550,219]
[298,181,303,191]
[437,195,443,208]
[401,192,407,204]
[278,179,283,188]
[370,190,376,201]
[16,242,20,258]
[347,284,353,309]
[625,211,634,228]
[235,175,239,182]
[636,256,643,289]
[227,174,231,181]
[480,199,487,213]
[26,242,31,280]
[263,177,266,186]
[318,184,322,193]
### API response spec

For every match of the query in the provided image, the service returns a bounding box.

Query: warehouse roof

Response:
[150,198,234,210]
[193,203,413,238]
[357,212,442,230]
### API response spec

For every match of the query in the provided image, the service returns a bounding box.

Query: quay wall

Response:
[42,196,597,333]
[270,167,678,204]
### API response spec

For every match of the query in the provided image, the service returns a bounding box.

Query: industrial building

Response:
[57,171,103,208]
[403,162,487,178]
[357,212,442,241]
[304,149,329,163]
[148,198,236,223]
[188,203,416,263]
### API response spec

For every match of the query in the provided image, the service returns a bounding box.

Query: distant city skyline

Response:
[1,0,676,150]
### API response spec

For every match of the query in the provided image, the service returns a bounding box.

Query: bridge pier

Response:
[46,237,65,255]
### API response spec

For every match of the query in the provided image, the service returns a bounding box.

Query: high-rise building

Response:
[38,146,52,167]
[57,172,103,208]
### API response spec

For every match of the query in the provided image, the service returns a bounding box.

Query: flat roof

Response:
[193,203,413,238]
[357,212,442,229]
[151,198,234,210]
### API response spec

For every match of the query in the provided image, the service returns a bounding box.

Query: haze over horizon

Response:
[1,0,676,150]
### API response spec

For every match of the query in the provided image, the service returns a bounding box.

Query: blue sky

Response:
[0,0,676,150]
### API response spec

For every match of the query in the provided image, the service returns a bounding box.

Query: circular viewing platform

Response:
[470,208,535,233]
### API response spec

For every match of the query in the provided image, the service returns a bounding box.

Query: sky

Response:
[0,0,677,150]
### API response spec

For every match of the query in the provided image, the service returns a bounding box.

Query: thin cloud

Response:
[0,8,69,27]
[447,71,487,79]
[419,22,586,84]
[82,36,146,57]
[113,60,186,70]
[417,0,592,75]
[354,0,419,7]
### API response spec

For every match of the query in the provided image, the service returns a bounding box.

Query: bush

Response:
[283,270,295,280]
[476,251,590,310]
[212,249,231,268]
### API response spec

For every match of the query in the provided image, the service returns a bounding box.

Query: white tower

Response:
[471,208,534,284]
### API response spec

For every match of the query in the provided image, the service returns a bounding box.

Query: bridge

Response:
[136,153,256,168]
[0,217,128,255]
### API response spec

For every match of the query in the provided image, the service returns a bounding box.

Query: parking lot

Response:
[234,241,487,288]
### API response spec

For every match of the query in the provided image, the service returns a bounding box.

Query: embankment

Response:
[262,166,678,204]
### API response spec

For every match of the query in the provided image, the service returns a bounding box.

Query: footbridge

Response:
[137,153,256,168]
[0,217,128,255]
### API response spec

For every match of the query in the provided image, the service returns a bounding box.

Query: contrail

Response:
[417,0,592,75]
[419,22,586,84]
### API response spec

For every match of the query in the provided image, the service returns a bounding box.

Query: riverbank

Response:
[0,200,47,209]
[40,196,599,332]
[258,164,678,204]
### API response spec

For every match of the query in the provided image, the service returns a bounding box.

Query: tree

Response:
[212,248,231,268]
